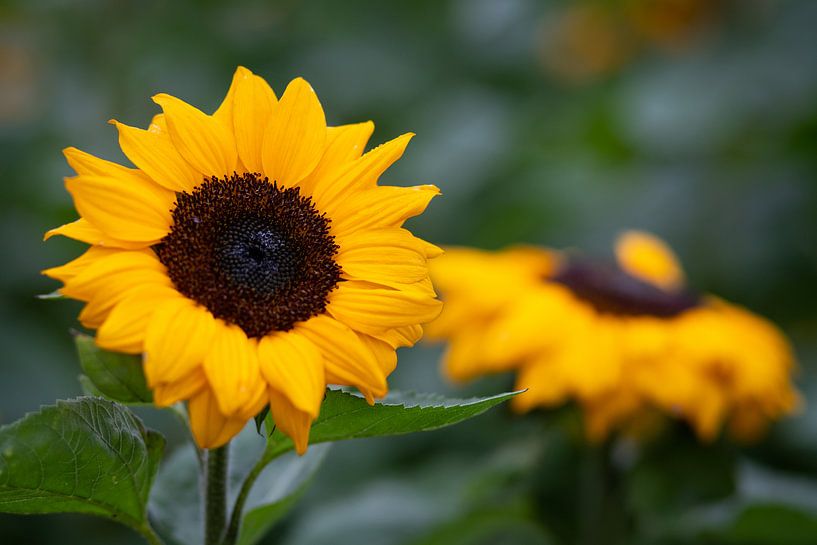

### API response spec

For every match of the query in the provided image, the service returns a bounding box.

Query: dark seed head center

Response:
[155,172,342,337]
[551,257,699,317]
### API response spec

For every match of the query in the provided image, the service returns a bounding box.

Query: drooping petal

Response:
[311,133,413,212]
[188,386,247,449]
[371,324,424,349]
[44,218,149,250]
[144,297,218,386]
[615,230,684,291]
[269,389,313,455]
[110,119,202,192]
[327,281,443,336]
[65,174,175,243]
[96,284,182,353]
[153,93,237,177]
[257,331,325,417]
[336,228,428,287]
[231,66,278,174]
[298,121,375,195]
[330,185,440,236]
[202,322,262,416]
[153,368,207,407]
[357,333,398,376]
[295,315,386,400]
[261,77,327,186]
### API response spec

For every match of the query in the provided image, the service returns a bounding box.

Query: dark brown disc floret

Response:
[551,257,699,317]
[155,173,342,337]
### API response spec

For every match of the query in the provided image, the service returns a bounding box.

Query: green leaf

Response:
[266,389,521,457]
[237,444,329,545]
[0,397,165,536]
[714,504,817,545]
[74,333,152,404]
[149,425,329,545]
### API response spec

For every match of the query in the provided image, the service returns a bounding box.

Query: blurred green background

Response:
[2,0,817,543]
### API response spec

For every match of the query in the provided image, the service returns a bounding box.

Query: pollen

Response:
[155,172,342,337]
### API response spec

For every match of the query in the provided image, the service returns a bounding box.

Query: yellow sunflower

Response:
[44,67,443,453]
[427,231,799,442]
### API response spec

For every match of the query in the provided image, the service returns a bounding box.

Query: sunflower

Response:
[427,231,799,442]
[44,67,443,453]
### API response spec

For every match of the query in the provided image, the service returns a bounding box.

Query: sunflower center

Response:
[551,258,699,317]
[156,173,342,338]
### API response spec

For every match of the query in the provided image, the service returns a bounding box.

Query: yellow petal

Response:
[153,93,237,176]
[96,285,182,354]
[153,368,207,407]
[330,185,440,236]
[144,298,218,386]
[615,230,684,290]
[311,133,413,213]
[327,281,443,336]
[295,315,387,399]
[65,174,174,243]
[61,250,168,302]
[202,322,262,416]
[44,218,149,250]
[63,146,139,178]
[261,77,327,186]
[269,389,313,455]
[188,386,247,449]
[232,67,278,173]
[336,228,428,287]
[110,119,202,192]
[212,68,241,129]
[42,246,121,283]
[358,333,398,376]
[258,331,325,417]
[371,324,424,349]
[298,121,375,195]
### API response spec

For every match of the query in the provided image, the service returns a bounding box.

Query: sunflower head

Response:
[427,231,800,443]
[44,67,443,453]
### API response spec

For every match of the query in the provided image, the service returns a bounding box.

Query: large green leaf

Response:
[265,389,521,457]
[74,333,152,404]
[149,425,329,545]
[0,397,164,538]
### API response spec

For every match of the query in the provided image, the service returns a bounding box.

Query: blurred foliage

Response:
[1,0,816,543]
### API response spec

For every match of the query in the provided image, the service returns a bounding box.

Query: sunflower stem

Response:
[205,446,229,545]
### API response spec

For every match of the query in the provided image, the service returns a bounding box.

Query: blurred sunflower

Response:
[44,67,442,452]
[427,231,799,442]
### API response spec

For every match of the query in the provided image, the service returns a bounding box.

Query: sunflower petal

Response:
[153,93,237,177]
[258,331,325,417]
[615,230,684,291]
[202,322,261,416]
[110,119,202,192]
[336,227,428,287]
[358,333,398,376]
[42,246,121,283]
[189,386,247,449]
[298,121,374,195]
[261,77,327,186]
[327,281,443,336]
[63,147,138,178]
[295,315,387,400]
[60,250,168,302]
[44,218,149,250]
[269,389,313,455]
[371,324,424,349]
[65,174,174,243]
[232,66,278,174]
[96,285,181,354]
[330,185,440,236]
[153,368,207,407]
[311,133,413,212]
[144,297,218,387]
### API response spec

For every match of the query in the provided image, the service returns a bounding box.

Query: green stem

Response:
[205,446,229,545]
[222,447,286,545]
[138,523,166,545]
